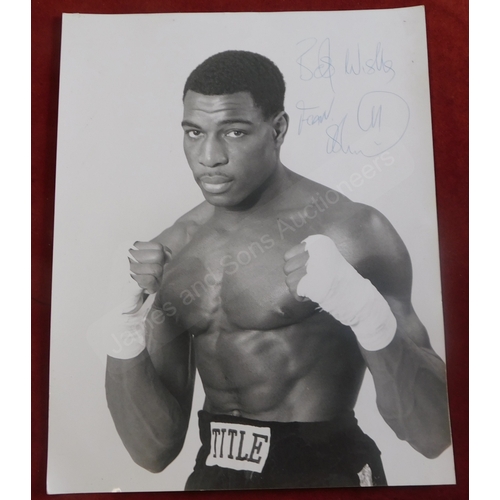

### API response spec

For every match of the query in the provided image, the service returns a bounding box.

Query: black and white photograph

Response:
[47,7,456,493]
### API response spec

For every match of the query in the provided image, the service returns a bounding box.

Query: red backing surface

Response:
[32,1,468,499]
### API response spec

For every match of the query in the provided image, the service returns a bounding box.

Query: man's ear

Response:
[271,111,289,146]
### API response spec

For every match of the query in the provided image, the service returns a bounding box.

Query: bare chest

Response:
[160,219,318,334]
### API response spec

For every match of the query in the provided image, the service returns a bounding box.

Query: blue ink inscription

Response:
[296,98,335,135]
[325,91,410,157]
[344,43,396,81]
[296,38,335,92]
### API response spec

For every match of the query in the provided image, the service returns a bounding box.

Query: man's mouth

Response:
[199,175,233,194]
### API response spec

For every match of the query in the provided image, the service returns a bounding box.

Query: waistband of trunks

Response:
[197,409,361,446]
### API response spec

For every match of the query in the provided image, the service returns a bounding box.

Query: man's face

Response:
[182,91,281,208]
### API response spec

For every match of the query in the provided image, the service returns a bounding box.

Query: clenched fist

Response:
[128,241,172,295]
[284,235,396,351]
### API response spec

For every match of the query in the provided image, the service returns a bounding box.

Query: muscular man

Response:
[105,50,451,490]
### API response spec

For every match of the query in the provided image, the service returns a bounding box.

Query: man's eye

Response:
[187,130,201,138]
[226,130,245,138]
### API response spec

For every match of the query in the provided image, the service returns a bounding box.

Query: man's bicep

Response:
[359,208,434,350]
[376,241,432,350]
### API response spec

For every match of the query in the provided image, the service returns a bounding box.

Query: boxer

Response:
[105,50,451,490]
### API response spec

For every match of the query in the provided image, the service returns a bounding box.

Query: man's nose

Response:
[200,136,228,168]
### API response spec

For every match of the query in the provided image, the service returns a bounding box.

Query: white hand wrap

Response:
[297,234,396,351]
[106,280,155,360]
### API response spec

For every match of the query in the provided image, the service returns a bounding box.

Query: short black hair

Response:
[183,50,286,119]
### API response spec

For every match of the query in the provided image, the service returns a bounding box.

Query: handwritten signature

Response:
[325,91,410,157]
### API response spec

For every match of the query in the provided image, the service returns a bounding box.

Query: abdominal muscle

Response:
[193,312,367,422]
[159,207,367,423]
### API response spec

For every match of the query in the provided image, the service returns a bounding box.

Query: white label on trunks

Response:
[206,422,271,473]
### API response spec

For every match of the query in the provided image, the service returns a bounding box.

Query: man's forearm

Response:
[361,332,451,458]
[105,349,189,473]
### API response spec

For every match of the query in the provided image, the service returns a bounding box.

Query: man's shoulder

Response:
[288,175,380,233]
[175,201,214,230]
[283,173,350,216]
[324,201,412,296]
[324,200,404,256]
[151,201,214,254]
[283,173,403,248]
[330,201,391,238]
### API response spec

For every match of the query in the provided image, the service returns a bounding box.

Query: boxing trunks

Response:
[185,410,387,490]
